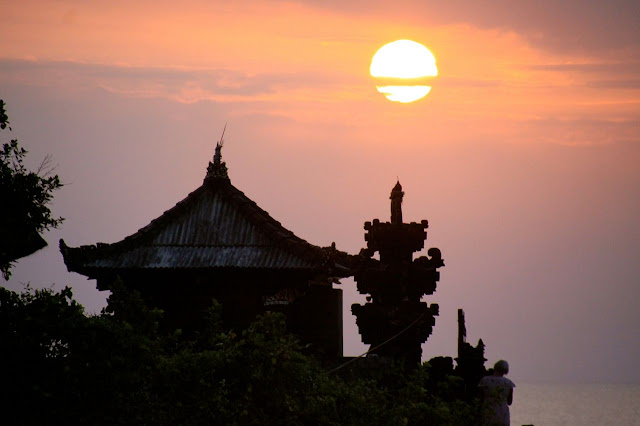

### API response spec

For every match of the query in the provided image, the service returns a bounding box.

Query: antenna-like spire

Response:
[218,123,227,149]
[206,123,229,180]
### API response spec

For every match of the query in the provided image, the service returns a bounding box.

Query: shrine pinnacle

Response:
[390,180,404,225]
[206,124,229,180]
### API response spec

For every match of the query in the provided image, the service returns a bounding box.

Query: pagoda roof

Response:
[60,173,331,278]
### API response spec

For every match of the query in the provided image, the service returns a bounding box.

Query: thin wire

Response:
[327,310,427,374]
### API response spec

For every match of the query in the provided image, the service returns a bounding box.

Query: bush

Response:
[0,286,478,425]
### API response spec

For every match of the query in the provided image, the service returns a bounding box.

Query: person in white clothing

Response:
[478,360,515,426]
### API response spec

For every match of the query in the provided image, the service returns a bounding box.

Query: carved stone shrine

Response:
[351,181,444,367]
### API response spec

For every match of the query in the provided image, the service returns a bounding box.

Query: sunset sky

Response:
[2,0,639,384]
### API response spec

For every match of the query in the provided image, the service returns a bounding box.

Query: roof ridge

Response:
[61,177,328,272]
[217,182,326,261]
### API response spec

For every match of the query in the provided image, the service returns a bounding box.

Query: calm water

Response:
[510,383,640,426]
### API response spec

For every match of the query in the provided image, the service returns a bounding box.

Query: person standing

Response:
[478,360,516,426]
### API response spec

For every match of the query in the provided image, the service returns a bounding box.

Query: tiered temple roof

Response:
[60,143,332,280]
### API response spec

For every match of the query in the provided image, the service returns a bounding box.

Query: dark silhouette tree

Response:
[0,284,480,425]
[0,99,63,279]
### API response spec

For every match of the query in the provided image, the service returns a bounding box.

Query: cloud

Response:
[586,80,640,90]
[513,117,640,146]
[0,58,354,104]
[523,61,640,91]
[293,0,640,54]
[437,77,503,88]
[527,62,640,74]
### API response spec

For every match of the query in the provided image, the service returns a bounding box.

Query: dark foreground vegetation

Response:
[0,99,63,280]
[1,285,480,425]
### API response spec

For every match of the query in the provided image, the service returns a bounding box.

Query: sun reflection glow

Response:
[371,40,437,103]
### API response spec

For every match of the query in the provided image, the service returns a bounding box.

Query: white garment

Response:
[478,375,516,426]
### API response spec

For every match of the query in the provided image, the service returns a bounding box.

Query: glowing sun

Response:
[370,40,438,103]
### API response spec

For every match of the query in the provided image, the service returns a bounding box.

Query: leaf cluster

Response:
[0,100,64,279]
[0,139,63,230]
[0,285,479,425]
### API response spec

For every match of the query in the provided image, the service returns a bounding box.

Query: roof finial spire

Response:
[206,123,229,180]
[390,180,404,224]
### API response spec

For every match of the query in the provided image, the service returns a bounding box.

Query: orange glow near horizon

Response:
[370,40,437,102]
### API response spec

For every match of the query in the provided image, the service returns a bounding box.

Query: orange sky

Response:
[2,0,639,387]
[3,0,638,144]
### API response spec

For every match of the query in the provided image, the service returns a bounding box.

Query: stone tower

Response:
[351,182,444,367]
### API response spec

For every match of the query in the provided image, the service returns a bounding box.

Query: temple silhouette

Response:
[61,140,486,372]
[61,141,348,358]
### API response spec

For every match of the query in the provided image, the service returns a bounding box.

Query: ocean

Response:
[510,383,640,426]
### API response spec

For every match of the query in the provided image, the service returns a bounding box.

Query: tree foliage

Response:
[0,285,479,425]
[0,99,63,279]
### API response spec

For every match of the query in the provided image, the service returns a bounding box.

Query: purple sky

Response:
[2,0,639,384]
